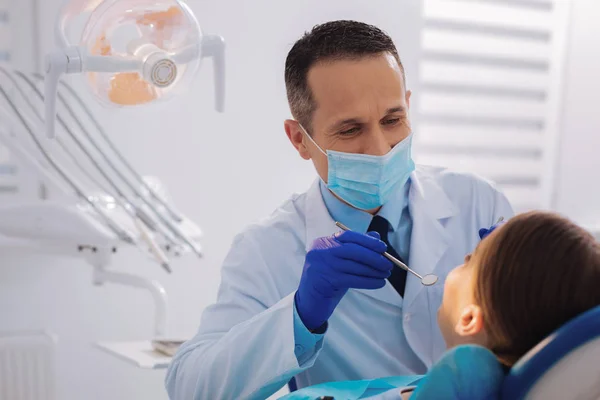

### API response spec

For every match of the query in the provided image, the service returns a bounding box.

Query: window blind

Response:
[414,0,571,212]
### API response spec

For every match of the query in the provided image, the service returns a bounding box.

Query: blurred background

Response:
[0,0,598,399]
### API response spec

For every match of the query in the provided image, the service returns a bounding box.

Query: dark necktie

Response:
[368,215,407,297]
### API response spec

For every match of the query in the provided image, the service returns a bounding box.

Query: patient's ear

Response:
[454,304,484,338]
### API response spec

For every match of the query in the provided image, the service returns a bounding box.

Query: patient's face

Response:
[438,255,476,347]
[438,237,492,348]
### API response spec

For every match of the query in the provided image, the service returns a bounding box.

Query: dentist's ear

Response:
[284,119,311,160]
[454,304,485,337]
[405,90,413,132]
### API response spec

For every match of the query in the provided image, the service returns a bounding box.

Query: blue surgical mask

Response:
[300,125,415,210]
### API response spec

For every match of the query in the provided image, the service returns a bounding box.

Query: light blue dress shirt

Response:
[293,180,413,363]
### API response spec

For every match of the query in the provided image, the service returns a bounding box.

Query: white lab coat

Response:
[165,165,513,400]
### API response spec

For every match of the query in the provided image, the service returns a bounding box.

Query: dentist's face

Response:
[286,53,412,184]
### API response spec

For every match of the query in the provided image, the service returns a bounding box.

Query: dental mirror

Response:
[335,221,439,286]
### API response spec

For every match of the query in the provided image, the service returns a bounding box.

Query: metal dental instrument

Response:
[21,72,202,258]
[0,69,184,273]
[0,67,173,272]
[13,72,179,239]
[0,85,135,245]
[335,221,439,286]
[50,74,185,224]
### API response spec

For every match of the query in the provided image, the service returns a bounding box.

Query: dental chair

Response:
[283,305,600,399]
[502,304,600,399]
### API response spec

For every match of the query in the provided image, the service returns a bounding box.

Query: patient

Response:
[439,210,600,368]
[401,210,600,399]
[282,211,600,399]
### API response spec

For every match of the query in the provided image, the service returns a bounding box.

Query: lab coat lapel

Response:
[304,179,404,307]
[304,180,338,250]
[404,169,459,308]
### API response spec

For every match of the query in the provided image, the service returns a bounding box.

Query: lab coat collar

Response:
[305,166,459,308]
[403,168,459,308]
[305,179,342,252]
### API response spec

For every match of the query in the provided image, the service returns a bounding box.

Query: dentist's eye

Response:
[382,118,400,126]
[339,127,360,136]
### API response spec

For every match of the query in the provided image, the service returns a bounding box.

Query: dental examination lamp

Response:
[45,0,225,139]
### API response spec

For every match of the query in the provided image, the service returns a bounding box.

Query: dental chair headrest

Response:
[502,304,600,400]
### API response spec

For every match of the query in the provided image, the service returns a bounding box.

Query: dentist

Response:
[166,20,513,400]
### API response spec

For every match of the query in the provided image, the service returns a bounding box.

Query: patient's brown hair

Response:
[474,211,600,367]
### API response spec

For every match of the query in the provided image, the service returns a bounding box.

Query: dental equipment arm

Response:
[0,86,135,244]
[17,71,187,264]
[43,73,184,223]
[202,34,226,113]
[1,67,174,271]
[3,66,203,271]
[90,247,168,337]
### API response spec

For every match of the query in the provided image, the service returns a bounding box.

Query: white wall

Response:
[0,1,422,399]
[554,0,600,228]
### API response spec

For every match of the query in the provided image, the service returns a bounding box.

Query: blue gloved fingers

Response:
[329,273,388,290]
[478,228,489,240]
[327,258,392,280]
[297,232,393,330]
[334,231,387,253]
[479,221,506,240]
[366,231,381,240]
[330,243,394,273]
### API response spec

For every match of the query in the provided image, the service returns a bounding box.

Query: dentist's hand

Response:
[295,230,394,331]
[479,220,506,240]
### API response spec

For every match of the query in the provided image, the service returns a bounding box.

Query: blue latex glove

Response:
[479,220,506,240]
[295,231,393,330]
